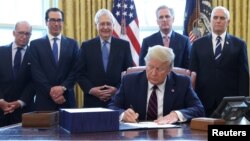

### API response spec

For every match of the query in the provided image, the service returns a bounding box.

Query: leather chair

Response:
[123,66,196,89]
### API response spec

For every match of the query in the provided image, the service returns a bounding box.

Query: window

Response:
[134,0,186,43]
[0,0,51,46]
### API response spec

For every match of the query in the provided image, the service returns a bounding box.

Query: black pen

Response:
[130,104,139,123]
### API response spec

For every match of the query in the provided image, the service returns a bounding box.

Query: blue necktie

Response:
[147,85,158,121]
[215,36,222,60]
[53,38,58,64]
[102,41,109,71]
[13,47,22,78]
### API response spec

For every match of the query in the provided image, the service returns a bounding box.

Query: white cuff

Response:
[119,112,125,121]
[174,110,187,122]
[17,100,25,108]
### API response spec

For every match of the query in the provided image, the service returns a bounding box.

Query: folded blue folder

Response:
[59,108,119,133]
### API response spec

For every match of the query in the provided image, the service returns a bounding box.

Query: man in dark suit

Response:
[190,6,249,117]
[109,45,204,124]
[0,21,35,126]
[77,9,134,108]
[30,8,79,111]
[139,5,191,68]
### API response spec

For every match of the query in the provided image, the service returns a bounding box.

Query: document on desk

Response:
[119,121,180,130]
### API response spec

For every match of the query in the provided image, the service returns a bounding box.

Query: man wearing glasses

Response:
[30,8,79,111]
[0,21,35,126]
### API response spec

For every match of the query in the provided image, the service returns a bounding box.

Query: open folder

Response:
[119,121,180,130]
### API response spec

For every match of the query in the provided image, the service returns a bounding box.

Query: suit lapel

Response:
[219,34,231,62]
[156,32,164,46]
[5,45,14,78]
[58,36,67,67]
[44,36,57,66]
[95,37,106,73]
[20,46,30,70]
[22,48,28,65]
[107,37,117,73]
[205,34,217,64]
[137,72,149,120]
[163,72,176,115]
[169,31,176,47]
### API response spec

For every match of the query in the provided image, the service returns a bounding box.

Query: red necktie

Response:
[147,85,158,120]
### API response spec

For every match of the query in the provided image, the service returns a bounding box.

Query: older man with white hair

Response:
[190,6,249,117]
[109,45,204,124]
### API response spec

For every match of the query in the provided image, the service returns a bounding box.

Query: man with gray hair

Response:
[190,6,249,117]
[77,8,133,108]
[109,45,204,124]
[139,5,191,69]
[0,21,35,126]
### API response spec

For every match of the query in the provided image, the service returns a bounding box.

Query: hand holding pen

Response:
[122,105,139,123]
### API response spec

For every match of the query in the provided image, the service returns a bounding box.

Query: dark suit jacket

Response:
[109,71,205,121]
[139,31,191,68]
[77,36,134,108]
[30,35,79,111]
[0,43,34,126]
[190,33,249,116]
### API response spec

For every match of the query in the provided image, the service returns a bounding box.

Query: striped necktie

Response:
[215,36,222,60]
[147,85,158,120]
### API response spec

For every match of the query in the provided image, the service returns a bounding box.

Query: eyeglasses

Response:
[16,31,31,37]
[47,18,63,23]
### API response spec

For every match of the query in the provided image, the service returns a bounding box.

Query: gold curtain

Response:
[57,0,113,107]
[53,0,250,106]
[212,0,250,69]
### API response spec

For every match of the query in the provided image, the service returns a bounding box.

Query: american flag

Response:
[189,31,197,43]
[112,0,140,66]
[183,0,212,43]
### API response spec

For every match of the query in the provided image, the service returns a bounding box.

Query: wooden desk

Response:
[0,123,207,140]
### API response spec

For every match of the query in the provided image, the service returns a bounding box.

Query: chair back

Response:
[123,66,196,89]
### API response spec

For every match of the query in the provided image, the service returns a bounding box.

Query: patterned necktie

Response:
[102,41,109,71]
[147,85,158,121]
[13,47,22,78]
[215,36,222,60]
[163,36,170,47]
[53,38,58,64]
